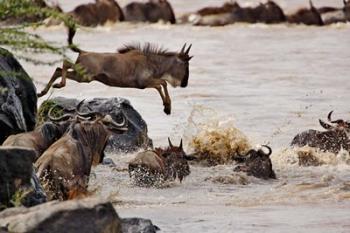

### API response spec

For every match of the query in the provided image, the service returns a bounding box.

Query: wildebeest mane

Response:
[118,43,176,57]
[39,122,62,143]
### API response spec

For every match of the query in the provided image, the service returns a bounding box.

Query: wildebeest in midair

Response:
[233,145,276,180]
[287,0,324,26]
[291,111,350,154]
[37,26,193,115]
[123,0,176,24]
[68,0,124,27]
[129,138,194,186]
[35,111,127,200]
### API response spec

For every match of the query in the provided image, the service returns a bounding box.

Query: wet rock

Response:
[103,157,117,167]
[38,97,152,153]
[0,147,45,210]
[0,48,37,143]
[0,199,122,233]
[121,218,160,233]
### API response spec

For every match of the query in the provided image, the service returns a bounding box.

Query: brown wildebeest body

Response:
[69,0,124,27]
[128,138,193,186]
[257,1,286,24]
[35,115,127,200]
[287,0,323,25]
[123,0,176,24]
[2,121,68,161]
[233,145,276,180]
[37,27,192,115]
[343,0,350,21]
[291,111,350,154]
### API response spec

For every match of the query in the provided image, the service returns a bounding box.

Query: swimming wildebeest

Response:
[317,0,350,24]
[233,145,276,179]
[182,1,240,26]
[68,0,124,27]
[123,0,176,24]
[35,112,127,200]
[128,138,194,186]
[291,111,350,154]
[287,0,324,26]
[2,110,72,161]
[37,26,193,115]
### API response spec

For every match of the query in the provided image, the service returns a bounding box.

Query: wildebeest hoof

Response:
[53,83,63,89]
[164,106,171,115]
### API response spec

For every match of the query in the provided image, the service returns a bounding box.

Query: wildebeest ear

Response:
[319,119,333,129]
[168,137,173,147]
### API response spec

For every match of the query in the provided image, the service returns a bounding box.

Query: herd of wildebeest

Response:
[0,0,349,212]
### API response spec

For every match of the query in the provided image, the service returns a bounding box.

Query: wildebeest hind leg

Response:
[52,60,74,89]
[37,67,62,97]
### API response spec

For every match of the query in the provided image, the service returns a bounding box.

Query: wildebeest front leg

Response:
[37,67,63,97]
[52,60,74,89]
[160,81,171,115]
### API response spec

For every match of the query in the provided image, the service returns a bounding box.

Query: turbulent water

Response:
[18,0,350,232]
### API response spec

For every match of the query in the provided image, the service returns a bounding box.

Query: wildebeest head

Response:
[287,0,324,25]
[156,138,194,182]
[172,43,193,88]
[151,0,176,24]
[344,0,350,20]
[318,111,350,133]
[259,0,286,23]
[233,145,276,179]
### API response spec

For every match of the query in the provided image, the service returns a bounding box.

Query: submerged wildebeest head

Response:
[69,0,124,27]
[233,145,276,179]
[287,0,324,25]
[35,111,127,200]
[123,0,176,24]
[2,108,73,161]
[291,111,350,154]
[128,138,194,186]
[37,26,193,115]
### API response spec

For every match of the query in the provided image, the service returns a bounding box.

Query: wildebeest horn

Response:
[309,0,315,9]
[179,139,183,149]
[319,119,333,129]
[102,114,127,128]
[180,43,187,54]
[48,106,74,122]
[327,111,333,122]
[75,99,102,118]
[168,137,173,147]
[261,145,272,156]
[327,111,345,124]
[185,44,192,55]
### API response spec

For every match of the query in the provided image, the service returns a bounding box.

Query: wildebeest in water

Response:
[287,0,324,26]
[233,145,276,180]
[123,0,176,24]
[37,26,193,115]
[35,111,127,200]
[291,111,350,154]
[128,138,195,186]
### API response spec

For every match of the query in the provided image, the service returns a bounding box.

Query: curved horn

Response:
[319,119,333,130]
[180,43,187,54]
[48,106,73,122]
[327,111,345,124]
[327,111,334,122]
[309,0,315,9]
[185,44,192,55]
[261,145,272,156]
[168,137,173,147]
[102,114,127,129]
[179,139,183,149]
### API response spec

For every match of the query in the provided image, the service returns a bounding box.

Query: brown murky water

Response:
[19,0,350,232]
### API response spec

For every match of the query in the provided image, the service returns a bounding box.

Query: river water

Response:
[20,0,350,232]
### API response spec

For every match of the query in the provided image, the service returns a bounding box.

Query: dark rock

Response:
[0,199,122,233]
[102,158,116,167]
[0,47,37,144]
[121,218,160,233]
[0,147,45,209]
[39,97,152,153]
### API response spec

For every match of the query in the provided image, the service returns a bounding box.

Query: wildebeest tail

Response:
[68,25,81,53]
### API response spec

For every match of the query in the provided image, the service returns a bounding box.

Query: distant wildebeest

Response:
[129,138,194,186]
[318,0,350,24]
[68,0,124,27]
[291,111,350,154]
[233,145,276,179]
[287,0,324,26]
[35,112,127,200]
[37,26,193,115]
[2,110,72,161]
[123,0,176,24]
[182,1,240,26]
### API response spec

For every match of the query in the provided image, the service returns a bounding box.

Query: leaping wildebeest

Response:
[35,112,127,200]
[291,111,350,154]
[128,138,195,186]
[37,27,193,115]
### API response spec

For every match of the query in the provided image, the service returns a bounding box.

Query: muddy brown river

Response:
[18,0,350,232]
